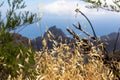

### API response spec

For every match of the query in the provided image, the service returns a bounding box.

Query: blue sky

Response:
[1,0,120,39]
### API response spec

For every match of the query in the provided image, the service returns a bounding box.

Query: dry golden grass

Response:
[6,40,120,80]
[34,39,120,80]
[6,30,120,80]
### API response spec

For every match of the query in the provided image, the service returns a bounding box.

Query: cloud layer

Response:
[39,0,120,17]
[40,0,88,16]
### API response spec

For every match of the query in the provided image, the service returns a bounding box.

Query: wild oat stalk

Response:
[75,8,97,39]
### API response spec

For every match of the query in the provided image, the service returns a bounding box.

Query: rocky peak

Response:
[44,25,66,39]
[32,26,74,50]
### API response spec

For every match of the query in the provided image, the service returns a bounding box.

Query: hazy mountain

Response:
[10,27,120,62]
[11,26,120,53]
[101,32,120,52]
[12,33,29,46]
[31,26,74,50]
[11,33,36,50]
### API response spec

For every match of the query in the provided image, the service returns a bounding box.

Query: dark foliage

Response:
[0,0,39,79]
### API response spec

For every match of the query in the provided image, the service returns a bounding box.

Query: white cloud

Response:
[38,0,120,17]
[40,0,79,16]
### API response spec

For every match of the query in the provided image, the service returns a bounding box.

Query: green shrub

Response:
[0,0,39,79]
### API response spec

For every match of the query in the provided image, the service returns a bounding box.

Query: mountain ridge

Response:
[12,26,120,53]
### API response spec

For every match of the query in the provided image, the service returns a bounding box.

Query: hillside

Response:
[31,26,74,50]
[32,27,120,52]
[101,32,120,52]
[12,26,120,53]
[11,33,36,50]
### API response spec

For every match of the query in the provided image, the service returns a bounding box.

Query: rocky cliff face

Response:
[31,26,74,50]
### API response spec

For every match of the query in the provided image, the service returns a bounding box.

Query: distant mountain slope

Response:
[11,33,36,50]
[32,27,120,52]
[31,26,74,50]
[101,32,120,52]
[12,33,29,46]
[11,26,120,53]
